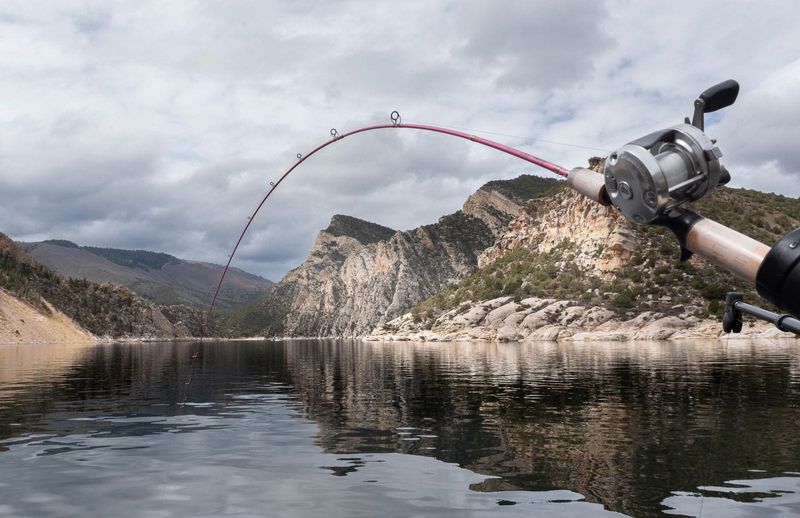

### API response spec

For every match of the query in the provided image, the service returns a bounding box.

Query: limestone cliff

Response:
[231,165,800,341]
[371,165,800,342]
[226,176,559,337]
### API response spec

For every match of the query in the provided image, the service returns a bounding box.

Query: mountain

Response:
[370,162,800,341]
[0,233,208,341]
[225,175,561,337]
[19,242,273,310]
[226,160,800,341]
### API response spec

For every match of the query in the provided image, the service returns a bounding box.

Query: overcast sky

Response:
[1,1,798,280]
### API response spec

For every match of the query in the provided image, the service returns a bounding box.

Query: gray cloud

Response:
[453,1,612,90]
[0,0,798,281]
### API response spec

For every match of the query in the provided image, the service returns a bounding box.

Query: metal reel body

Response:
[604,124,722,224]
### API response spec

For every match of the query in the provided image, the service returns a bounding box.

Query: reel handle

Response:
[691,79,740,130]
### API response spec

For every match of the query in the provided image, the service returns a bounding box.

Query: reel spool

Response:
[603,80,739,224]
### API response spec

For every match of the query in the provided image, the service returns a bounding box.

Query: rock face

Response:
[478,190,637,275]
[369,164,800,342]
[237,164,800,341]
[259,212,495,337]
[237,176,559,338]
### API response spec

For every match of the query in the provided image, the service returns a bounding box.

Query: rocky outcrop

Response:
[369,166,800,342]
[238,165,800,341]
[462,188,524,235]
[478,191,637,275]
[255,211,495,337]
[368,296,793,342]
[238,175,560,338]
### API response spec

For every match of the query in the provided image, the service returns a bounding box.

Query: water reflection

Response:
[282,340,800,515]
[0,339,799,517]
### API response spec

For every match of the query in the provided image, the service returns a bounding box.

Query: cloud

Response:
[453,0,612,90]
[0,0,798,281]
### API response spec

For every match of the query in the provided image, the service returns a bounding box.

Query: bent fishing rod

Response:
[207,80,800,337]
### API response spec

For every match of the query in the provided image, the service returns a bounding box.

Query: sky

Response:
[1,1,798,281]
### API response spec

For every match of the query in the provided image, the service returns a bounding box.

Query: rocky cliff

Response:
[225,176,559,337]
[370,164,800,342]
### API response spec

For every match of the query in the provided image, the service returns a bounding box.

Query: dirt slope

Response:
[0,289,93,344]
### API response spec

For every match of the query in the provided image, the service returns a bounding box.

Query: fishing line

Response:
[697,334,730,518]
[202,111,571,327]
[403,118,612,153]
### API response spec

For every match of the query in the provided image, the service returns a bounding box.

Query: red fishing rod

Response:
[206,83,800,337]
[204,113,580,321]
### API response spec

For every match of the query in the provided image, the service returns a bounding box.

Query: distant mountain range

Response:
[19,241,273,310]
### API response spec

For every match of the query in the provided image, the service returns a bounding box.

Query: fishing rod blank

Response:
[205,114,597,325]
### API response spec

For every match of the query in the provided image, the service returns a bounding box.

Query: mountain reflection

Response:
[282,340,800,516]
[1,339,799,517]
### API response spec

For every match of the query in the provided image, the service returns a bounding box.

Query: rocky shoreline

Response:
[367,296,796,342]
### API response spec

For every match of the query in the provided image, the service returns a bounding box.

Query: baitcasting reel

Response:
[603,80,739,224]
[592,79,800,324]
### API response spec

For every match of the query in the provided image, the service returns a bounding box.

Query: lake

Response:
[1,339,799,517]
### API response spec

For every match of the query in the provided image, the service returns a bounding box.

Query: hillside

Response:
[370,162,800,341]
[0,234,207,341]
[20,241,273,309]
[224,175,560,337]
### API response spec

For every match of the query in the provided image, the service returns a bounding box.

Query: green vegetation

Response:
[409,184,784,327]
[0,248,153,335]
[413,242,593,317]
[481,175,562,202]
[83,246,180,271]
[691,187,800,245]
[324,215,396,244]
[217,283,295,337]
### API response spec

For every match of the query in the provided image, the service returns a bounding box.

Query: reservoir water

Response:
[1,339,799,517]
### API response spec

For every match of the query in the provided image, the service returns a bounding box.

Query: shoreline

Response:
[367,296,798,343]
[2,330,797,346]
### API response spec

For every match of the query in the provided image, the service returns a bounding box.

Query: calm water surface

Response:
[1,339,799,517]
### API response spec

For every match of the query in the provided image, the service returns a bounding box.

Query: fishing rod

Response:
[206,80,799,337]
[204,114,570,324]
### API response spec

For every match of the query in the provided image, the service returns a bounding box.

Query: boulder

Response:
[497,325,522,342]
[632,316,686,340]
[503,309,532,327]
[482,296,514,310]
[484,302,521,328]
[558,305,586,325]
[452,306,490,327]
